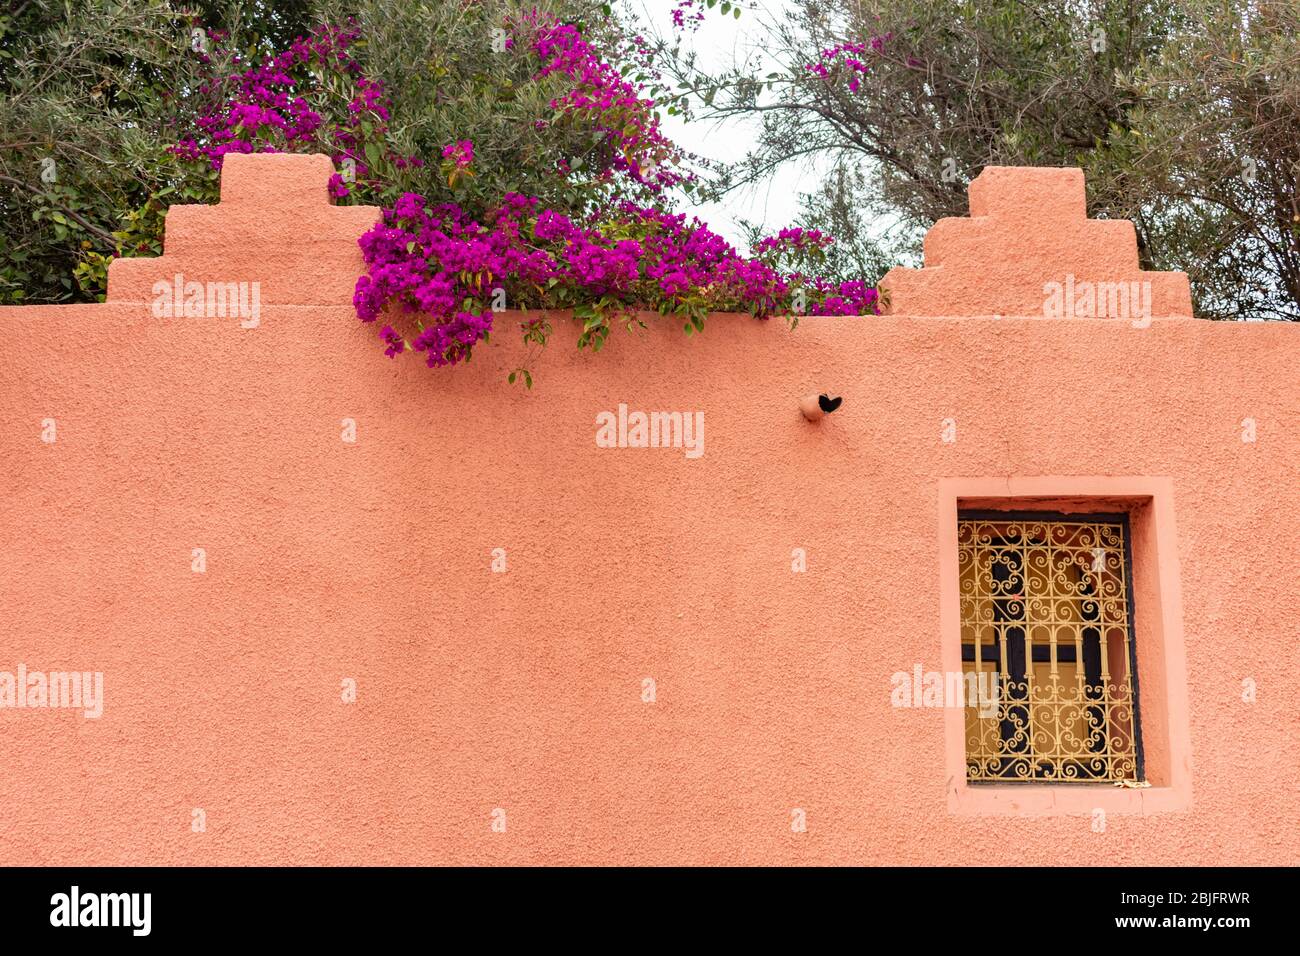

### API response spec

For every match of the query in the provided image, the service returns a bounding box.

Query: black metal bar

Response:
[962,644,1079,664]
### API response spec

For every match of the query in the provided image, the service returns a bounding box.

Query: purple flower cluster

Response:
[753,226,835,256]
[670,1,706,32]
[354,191,879,369]
[354,192,550,367]
[173,22,398,201]
[441,140,475,169]
[804,36,890,92]
[529,17,685,192]
[380,324,405,357]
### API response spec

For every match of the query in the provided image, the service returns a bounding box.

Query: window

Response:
[958,512,1142,783]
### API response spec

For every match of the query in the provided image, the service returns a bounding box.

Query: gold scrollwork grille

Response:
[958,512,1142,783]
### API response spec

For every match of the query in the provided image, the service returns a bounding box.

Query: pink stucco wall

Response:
[0,155,1296,865]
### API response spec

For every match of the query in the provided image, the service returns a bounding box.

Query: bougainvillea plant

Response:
[354,194,879,381]
[170,8,881,385]
[172,21,403,206]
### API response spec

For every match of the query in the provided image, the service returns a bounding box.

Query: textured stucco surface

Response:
[0,156,1296,865]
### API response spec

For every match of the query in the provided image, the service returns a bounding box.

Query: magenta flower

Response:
[441,140,474,169]
[379,325,406,357]
[670,1,705,32]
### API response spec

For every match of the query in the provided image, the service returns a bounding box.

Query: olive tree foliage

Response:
[0,0,317,303]
[664,0,1299,319]
[1090,0,1300,320]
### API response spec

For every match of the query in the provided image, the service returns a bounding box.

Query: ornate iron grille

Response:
[958,513,1141,783]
